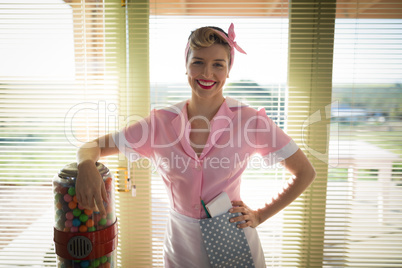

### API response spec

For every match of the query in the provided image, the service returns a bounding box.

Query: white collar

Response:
[225,96,249,108]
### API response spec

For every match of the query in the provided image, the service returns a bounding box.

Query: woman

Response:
[76,24,316,267]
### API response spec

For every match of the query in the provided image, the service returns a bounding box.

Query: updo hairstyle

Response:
[186,26,232,67]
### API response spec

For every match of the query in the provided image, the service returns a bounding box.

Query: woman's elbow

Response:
[306,165,317,185]
[311,166,317,181]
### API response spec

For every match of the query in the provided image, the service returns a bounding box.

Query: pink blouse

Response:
[113,97,299,219]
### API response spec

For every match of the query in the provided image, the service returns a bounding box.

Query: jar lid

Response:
[58,162,109,179]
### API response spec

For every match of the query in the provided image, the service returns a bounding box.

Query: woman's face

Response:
[186,44,230,102]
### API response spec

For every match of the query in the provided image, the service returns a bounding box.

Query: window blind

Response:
[324,0,402,267]
[0,0,123,266]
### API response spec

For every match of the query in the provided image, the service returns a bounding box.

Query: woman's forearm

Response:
[77,140,101,166]
[256,148,316,225]
[257,170,316,224]
[77,134,119,166]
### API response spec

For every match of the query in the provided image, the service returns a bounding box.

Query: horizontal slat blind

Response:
[324,0,402,267]
[0,0,122,266]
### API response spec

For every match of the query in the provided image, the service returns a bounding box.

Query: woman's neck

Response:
[187,96,225,121]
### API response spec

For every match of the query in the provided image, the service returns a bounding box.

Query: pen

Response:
[200,197,211,218]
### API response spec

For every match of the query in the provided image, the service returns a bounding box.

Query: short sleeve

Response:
[255,108,299,166]
[112,112,153,161]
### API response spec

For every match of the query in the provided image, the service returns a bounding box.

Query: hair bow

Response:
[213,23,246,71]
[216,23,247,55]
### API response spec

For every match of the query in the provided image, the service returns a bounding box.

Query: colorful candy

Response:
[63,194,72,203]
[66,212,74,220]
[60,187,68,195]
[65,220,73,228]
[84,209,93,216]
[53,166,116,267]
[72,218,81,227]
[72,208,81,217]
[68,187,76,196]
[68,201,77,210]
[79,214,88,223]
[98,218,107,226]
[100,255,108,264]
[86,219,94,228]
[62,204,70,213]
[79,225,88,233]
[80,260,90,268]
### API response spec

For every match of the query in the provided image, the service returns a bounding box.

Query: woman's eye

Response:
[192,61,202,65]
[214,63,223,67]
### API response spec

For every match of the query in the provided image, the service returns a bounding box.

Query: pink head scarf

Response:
[185,23,247,71]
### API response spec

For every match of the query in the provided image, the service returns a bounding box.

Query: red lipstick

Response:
[197,79,216,90]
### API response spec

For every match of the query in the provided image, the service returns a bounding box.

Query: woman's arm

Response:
[76,133,120,218]
[230,148,316,228]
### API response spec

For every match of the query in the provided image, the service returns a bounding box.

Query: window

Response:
[324,6,402,267]
[0,1,76,265]
[0,0,121,265]
[1,0,401,267]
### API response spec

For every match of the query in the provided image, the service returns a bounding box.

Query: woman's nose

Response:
[202,65,213,78]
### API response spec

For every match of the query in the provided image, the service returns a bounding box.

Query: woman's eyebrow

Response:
[192,57,226,62]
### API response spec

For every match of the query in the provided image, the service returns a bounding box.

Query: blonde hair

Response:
[186,26,231,66]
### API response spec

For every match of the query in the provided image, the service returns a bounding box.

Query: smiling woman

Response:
[148,16,291,267]
[2,0,399,266]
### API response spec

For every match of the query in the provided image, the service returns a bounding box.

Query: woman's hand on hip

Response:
[229,201,261,228]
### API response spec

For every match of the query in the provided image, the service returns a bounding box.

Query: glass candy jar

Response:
[53,162,118,268]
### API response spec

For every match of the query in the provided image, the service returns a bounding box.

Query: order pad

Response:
[205,191,233,218]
